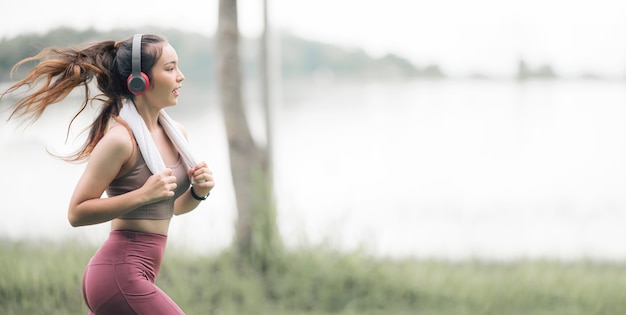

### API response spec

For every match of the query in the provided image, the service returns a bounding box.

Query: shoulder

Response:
[92,123,135,161]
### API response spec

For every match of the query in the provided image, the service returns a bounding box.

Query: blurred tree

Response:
[516,58,557,80]
[517,59,531,81]
[216,0,281,272]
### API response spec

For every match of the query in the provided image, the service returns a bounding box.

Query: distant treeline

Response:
[2,27,594,83]
[0,26,443,83]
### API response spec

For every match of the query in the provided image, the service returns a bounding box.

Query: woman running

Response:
[1,33,214,314]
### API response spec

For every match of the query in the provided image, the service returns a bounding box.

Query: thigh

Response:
[83,264,137,314]
[114,263,185,315]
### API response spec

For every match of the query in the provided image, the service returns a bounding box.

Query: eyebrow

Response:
[162,60,177,66]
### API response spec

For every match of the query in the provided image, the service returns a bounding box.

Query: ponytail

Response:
[3,48,91,117]
[1,40,122,162]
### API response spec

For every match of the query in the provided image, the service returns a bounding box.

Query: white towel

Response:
[119,100,198,174]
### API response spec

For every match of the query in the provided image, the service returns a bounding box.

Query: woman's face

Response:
[143,43,185,109]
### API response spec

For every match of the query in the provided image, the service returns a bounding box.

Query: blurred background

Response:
[2,0,626,262]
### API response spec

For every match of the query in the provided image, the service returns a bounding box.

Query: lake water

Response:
[2,79,626,261]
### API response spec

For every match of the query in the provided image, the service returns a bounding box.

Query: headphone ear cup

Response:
[127,72,150,95]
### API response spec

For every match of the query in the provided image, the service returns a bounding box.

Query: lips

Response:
[173,88,180,96]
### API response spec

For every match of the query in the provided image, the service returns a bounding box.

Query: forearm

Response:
[68,190,149,227]
[174,186,210,216]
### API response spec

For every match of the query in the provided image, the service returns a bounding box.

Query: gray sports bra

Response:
[106,151,190,220]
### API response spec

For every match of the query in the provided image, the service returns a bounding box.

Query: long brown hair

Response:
[0,34,166,162]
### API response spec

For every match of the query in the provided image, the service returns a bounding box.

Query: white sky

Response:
[2,0,626,77]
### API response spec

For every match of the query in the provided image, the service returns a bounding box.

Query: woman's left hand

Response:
[188,161,214,195]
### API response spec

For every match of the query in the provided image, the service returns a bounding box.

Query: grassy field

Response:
[1,239,626,315]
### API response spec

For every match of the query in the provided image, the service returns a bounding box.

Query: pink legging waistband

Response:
[82,230,184,314]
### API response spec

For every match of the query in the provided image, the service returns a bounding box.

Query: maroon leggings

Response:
[82,230,184,315]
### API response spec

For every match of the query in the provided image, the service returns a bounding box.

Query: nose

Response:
[177,69,185,82]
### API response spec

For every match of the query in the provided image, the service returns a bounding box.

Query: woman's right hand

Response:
[141,168,178,203]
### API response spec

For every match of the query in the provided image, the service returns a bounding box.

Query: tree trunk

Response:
[260,0,274,180]
[216,0,280,271]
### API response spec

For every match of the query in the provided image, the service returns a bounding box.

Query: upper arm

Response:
[69,126,134,206]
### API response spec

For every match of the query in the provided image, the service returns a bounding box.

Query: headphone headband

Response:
[127,34,149,95]
[131,34,143,78]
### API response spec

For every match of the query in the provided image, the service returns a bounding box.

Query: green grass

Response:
[2,239,626,315]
